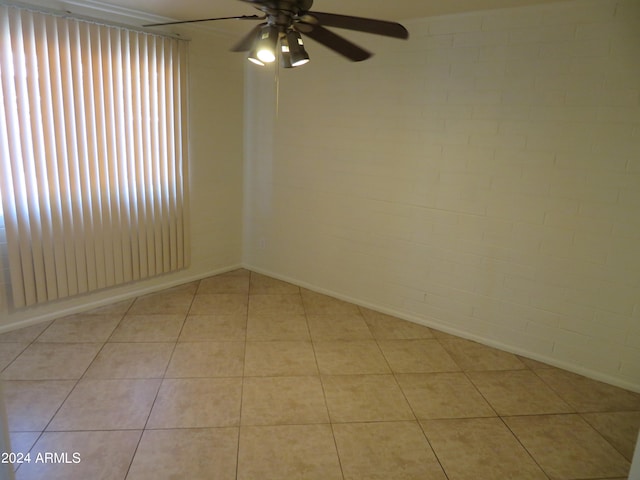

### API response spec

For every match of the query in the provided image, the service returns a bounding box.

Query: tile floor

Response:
[1,269,639,479]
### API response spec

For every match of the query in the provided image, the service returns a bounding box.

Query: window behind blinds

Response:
[0,5,190,308]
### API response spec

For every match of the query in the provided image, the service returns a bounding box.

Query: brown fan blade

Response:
[300,12,409,39]
[231,23,266,52]
[143,15,262,27]
[299,24,371,62]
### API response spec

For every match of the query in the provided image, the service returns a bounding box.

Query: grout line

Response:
[415,420,452,480]
[300,284,348,480]
[498,416,552,479]
[578,411,638,464]
[124,282,198,479]
[236,269,252,480]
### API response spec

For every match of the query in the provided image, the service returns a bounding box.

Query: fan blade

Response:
[300,25,371,62]
[143,15,262,27]
[301,12,409,39]
[231,23,266,52]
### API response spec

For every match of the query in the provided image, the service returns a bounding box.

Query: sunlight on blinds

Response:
[0,5,190,308]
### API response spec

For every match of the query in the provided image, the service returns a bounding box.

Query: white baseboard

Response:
[243,263,640,394]
[0,264,243,334]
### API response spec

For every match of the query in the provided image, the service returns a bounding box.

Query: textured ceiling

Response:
[55,0,573,34]
[95,0,573,20]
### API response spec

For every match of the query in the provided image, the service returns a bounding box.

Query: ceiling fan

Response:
[144,0,409,68]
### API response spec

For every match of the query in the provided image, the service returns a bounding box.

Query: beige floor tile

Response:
[467,370,574,416]
[190,294,248,315]
[248,294,305,315]
[301,289,360,315]
[83,343,174,379]
[421,417,547,480]
[0,343,29,370]
[108,314,185,342]
[147,378,242,428]
[333,421,447,480]
[307,313,373,341]
[378,339,461,373]
[179,315,247,341]
[396,373,495,419]
[535,369,640,412]
[241,376,329,425]
[4,380,76,431]
[165,341,244,377]
[2,343,102,380]
[15,430,141,480]
[47,379,160,431]
[238,424,342,480]
[198,272,250,294]
[581,411,640,462]
[505,414,631,479]
[360,308,434,340]
[244,341,318,376]
[127,428,238,480]
[439,338,526,371]
[250,273,300,294]
[313,340,390,375]
[128,290,195,315]
[36,314,122,343]
[246,314,310,341]
[0,322,51,343]
[322,374,414,422]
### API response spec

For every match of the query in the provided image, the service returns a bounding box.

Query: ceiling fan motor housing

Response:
[249,0,312,32]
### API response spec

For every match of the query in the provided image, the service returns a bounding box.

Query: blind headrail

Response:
[0,0,191,41]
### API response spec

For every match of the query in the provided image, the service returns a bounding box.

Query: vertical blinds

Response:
[0,5,190,308]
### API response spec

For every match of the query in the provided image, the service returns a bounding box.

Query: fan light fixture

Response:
[250,25,310,68]
[286,31,310,67]
[249,24,280,65]
[280,31,310,68]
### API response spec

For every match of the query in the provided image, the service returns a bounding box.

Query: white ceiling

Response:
[96,0,573,20]
[55,0,573,34]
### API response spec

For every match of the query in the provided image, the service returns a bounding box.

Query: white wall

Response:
[0,25,245,329]
[244,0,640,390]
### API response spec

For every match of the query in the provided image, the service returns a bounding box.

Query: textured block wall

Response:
[244,0,640,389]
